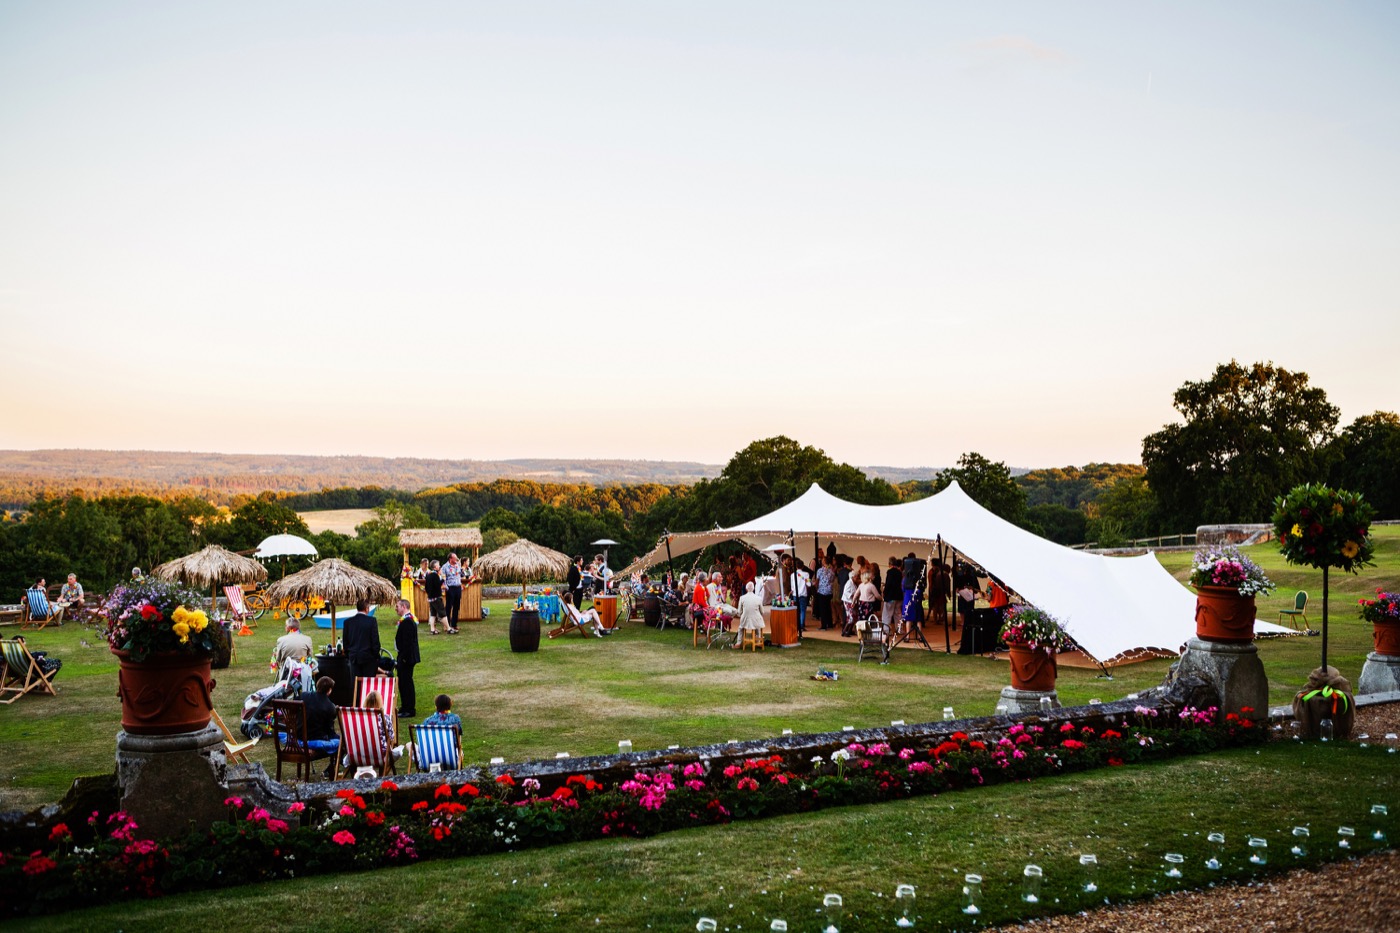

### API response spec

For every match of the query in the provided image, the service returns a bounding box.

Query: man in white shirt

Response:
[793,561,811,635]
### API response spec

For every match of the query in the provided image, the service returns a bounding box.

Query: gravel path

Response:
[989,850,1399,933]
[991,703,1400,933]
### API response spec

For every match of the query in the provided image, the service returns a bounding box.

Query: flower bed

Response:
[1,704,1263,918]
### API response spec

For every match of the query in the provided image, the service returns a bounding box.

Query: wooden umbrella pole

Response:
[1321,566,1329,672]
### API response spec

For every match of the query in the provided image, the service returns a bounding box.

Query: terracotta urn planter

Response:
[1007,644,1057,691]
[1194,586,1257,643]
[1374,621,1400,657]
[113,650,215,735]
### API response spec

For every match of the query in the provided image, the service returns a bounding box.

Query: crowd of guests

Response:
[409,552,477,634]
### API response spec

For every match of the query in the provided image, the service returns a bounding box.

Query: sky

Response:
[2,1,1397,470]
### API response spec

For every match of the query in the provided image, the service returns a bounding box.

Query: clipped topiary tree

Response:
[1272,483,1376,670]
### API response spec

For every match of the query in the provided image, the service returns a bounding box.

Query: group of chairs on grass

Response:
[216,673,462,783]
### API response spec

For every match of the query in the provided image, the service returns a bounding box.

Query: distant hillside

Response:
[0,449,723,506]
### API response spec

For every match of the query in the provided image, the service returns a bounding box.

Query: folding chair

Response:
[224,585,256,629]
[0,637,60,703]
[212,708,258,765]
[271,699,338,782]
[335,706,395,779]
[857,615,892,664]
[354,675,399,743]
[549,603,602,639]
[410,724,462,774]
[20,589,63,630]
[700,608,737,650]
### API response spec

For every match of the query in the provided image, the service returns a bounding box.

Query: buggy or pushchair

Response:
[240,657,318,739]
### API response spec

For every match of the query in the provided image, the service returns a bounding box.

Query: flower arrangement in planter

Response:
[1358,590,1400,656]
[999,605,1071,691]
[1188,546,1274,597]
[1,707,1263,918]
[1273,483,1376,668]
[100,580,219,735]
[100,579,216,661]
[1188,546,1274,643]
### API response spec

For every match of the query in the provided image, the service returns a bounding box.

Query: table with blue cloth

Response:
[525,594,561,623]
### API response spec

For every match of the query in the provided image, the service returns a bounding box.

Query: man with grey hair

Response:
[274,617,313,666]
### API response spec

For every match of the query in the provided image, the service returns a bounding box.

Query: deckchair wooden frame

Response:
[0,637,59,704]
[409,724,462,774]
[334,706,395,779]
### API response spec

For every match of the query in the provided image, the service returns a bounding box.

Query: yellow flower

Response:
[1291,523,1303,538]
[1333,503,1345,516]
[1342,540,1359,558]
[172,620,191,638]
[189,610,208,633]
[172,606,189,624]
[179,634,190,644]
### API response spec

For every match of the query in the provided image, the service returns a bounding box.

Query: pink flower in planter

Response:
[287,802,306,814]
[685,780,705,792]
[223,796,244,809]
[332,830,356,846]
[898,747,915,760]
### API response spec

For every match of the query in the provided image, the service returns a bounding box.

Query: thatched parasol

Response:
[472,537,571,595]
[265,558,399,643]
[153,545,268,620]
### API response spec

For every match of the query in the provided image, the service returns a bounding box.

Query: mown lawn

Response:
[1,528,1396,812]
[10,741,1395,932]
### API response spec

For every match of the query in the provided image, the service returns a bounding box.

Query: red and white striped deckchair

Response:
[354,675,398,743]
[224,585,256,628]
[334,706,394,779]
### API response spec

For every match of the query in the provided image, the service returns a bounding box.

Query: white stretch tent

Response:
[619,482,1291,667]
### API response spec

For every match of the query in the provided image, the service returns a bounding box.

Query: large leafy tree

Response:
[1142,361,1339,529]
[932,452,1026,523]
[1329,411,1400,518]
[676,436,898,531]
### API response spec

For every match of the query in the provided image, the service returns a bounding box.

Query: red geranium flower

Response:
[496,774,516,786]
[365,811,385,827]
[434,784,453,799]
[379,780,399,792]
[457,783,481,797]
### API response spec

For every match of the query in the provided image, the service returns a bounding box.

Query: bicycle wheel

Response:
[245,593,269,620]
[285,598,310,620]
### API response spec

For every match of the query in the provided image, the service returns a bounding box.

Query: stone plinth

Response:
[998,686,1061,715]
[116,725,228,839]
[1357,653,1400,696]
[1175,637,1267,719]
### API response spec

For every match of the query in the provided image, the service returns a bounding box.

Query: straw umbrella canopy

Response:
[265,558,399,643]
[152,544,267,616]
[472,538,572,595]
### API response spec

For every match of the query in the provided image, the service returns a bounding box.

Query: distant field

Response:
[297,509,375,535]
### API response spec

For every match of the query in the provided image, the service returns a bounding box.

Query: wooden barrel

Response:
[643,594,661,627]
[510,608,541,653]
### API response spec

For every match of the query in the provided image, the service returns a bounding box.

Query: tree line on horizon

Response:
[3,361,1396,598]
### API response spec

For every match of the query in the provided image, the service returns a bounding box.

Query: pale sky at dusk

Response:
[2,1,1397,470]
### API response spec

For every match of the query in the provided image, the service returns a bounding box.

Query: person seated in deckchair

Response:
[561,592,610,637]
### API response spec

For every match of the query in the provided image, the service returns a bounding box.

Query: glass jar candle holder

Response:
[1289,721,1302,742]
[618,740,632,753]
[1357,733,1370,747]
[1022,864,1043,903]
[1039,697,1053,715]
[1338,826,1355,849]
[1371,804,1389,843]
[1206,831,1225,870]
[822,893,843,933]
[1291,826,1309,856]
[1248,837,1268,865]
[1079,854,1098,892]
[1319,719,1334,742]
[769,921,787,932]
[961,874,982,915]
[697,919,717,932]
[1164,853,1184,878]
[1386,732,1398,753]
[894,883,915,928]
[995,703,1009,716]
[943,707,955,721]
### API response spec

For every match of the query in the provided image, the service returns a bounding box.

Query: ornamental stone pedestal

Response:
[1357,652,1400,696]
[1174,637,1267,719]
[998,686,1061,715]
[115,725,230,839]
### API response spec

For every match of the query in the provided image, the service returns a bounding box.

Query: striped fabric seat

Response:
[355,675,398,742]
[0,637,60,704]
[224,586,254,625]
[336,706,393,778]
[411,725,461,773]
[22,589,62,629]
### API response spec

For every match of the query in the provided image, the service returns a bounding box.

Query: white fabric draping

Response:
[618,482,1291,666]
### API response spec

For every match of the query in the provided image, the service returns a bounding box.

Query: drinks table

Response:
[594,594,619,630]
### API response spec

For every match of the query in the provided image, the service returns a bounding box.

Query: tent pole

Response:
[665,533,674,581]
[938,538,951,654]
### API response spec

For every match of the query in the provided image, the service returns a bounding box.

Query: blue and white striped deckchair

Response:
[410,724,461,773]
[21,589,63,630]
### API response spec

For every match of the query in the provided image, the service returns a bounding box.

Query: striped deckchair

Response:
[224,585,256,628]
[354,675,398,743]
[21,589,63,630]
[334,706,394,779]
[410,724,462,773]
[0,637,60,704]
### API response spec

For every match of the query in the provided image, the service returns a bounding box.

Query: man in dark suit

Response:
[342,598,381,680]
[393,599,420,718]
[568,555,584,608]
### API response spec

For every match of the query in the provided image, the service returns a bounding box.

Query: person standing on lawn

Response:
[342,599,381,680]
[423,560,446,634]
[394,599,419,718]
[441,552,466,633]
